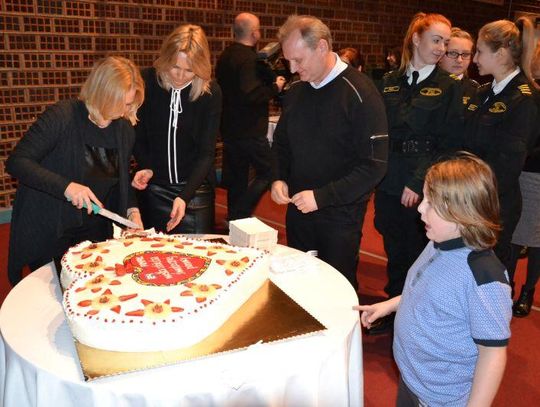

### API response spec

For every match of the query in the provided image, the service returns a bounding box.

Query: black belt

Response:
[390,139,432,154]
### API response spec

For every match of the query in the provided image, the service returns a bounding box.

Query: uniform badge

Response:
[420,87,442,96]
[462,96,470,105]
[383,86,400,93]
[489,102,506,113]
[467,104,478,111]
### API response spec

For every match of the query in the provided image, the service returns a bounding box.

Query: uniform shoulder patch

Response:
[449,73,460,81]
[469,78,480,88]
[478,82,491,91]
[518,84,532,96]
[467,250,508,286]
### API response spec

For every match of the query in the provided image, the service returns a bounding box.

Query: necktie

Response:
[410,70,419,87]
[484,87,495,104]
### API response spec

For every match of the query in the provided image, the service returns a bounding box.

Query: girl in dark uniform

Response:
[507,41,540,316]
[439,27,479,106]
[464,18,538,278]
[371,12,464,334]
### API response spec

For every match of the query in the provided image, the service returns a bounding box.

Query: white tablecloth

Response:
[0,241,363,407]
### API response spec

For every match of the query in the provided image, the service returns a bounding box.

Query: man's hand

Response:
[291,190,318,213]
[132,169,154,190]
[401,186,420,208]
[166,197,186,232]
[64,182,102,214]
[271,180,291,205]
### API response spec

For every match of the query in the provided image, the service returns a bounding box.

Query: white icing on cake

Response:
[62,234,269,352]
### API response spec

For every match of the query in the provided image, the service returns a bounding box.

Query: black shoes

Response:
[513,286,535,317]
[366,313,395,335]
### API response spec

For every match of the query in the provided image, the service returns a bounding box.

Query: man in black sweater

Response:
[271,15,388,291]
[216,12,285,222]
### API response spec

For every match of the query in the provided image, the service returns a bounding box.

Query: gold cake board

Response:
[76,280,326,380]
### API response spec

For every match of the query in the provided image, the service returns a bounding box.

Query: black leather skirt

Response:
[138,182,215,234]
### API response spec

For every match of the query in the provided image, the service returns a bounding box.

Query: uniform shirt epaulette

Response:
[449,73,460,81]
[469,78,480,88]
[383,70,393,78]
[467,250,508,286]
[478,82,491,90]
[518,84,532,96]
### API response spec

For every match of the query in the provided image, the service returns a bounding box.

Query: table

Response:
[0,238,363,407]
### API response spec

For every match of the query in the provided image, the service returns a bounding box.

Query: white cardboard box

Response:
[229,217,278,252]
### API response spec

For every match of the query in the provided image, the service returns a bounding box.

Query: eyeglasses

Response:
[445,51,472,60]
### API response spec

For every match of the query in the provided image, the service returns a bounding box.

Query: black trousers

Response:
[222,135,272,221]
[285,203,367,292]
[374,190,427,298]
[138,183,215,234]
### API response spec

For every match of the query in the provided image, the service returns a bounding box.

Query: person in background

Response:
[464,18,538,280]
[385,45,401,72]
[338,47,365,72]
[271,15,388,292]
[132,24,222,234]
[371,12,464,334]
[216,12,286,222]
[6,56,144,286]
[356,153,511,407]
[438,27,479,106]
[506,40,540,317]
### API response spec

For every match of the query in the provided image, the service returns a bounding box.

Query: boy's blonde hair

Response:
[154,24,211,101]
[80,56,144,126]
[424,152,501,250]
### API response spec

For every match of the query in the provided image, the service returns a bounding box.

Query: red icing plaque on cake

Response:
[125,251,210,286]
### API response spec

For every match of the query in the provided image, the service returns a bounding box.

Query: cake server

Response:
[75,201,142,229]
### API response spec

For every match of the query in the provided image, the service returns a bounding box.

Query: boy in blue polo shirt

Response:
[356,153,512,406]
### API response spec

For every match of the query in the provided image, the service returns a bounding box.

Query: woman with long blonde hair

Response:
[132,24,222,234]
[464,18,538,282]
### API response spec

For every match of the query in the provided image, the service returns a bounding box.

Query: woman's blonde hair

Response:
[79,56,144,126]
[154,24,211,101]
[424,152,501,251]
[400,12,451,74]
[278,15,333,51]
[478,17,536,85]
[531,39,540,89]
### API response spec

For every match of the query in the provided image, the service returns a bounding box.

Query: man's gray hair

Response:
[277,15,333,50]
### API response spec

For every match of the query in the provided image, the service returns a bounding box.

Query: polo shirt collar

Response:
[434,237,465,251]
[310,52,348,89]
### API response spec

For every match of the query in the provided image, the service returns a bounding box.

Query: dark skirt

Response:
[138,182,215,234]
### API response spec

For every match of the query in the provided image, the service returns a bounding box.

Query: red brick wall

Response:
[1,0,538,208]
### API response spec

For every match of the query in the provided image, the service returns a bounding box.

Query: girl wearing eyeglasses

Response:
[439,27,479,107]
[371,12,464,334]
[464,18,538,286]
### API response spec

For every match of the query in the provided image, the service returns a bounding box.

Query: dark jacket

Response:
[133,68,222,203]
[272,66,388,225]
[6,99,136,284]
[379,66,464,195]
[464,72,538,200]
[216,42,279,140]
[461,77,480,107]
